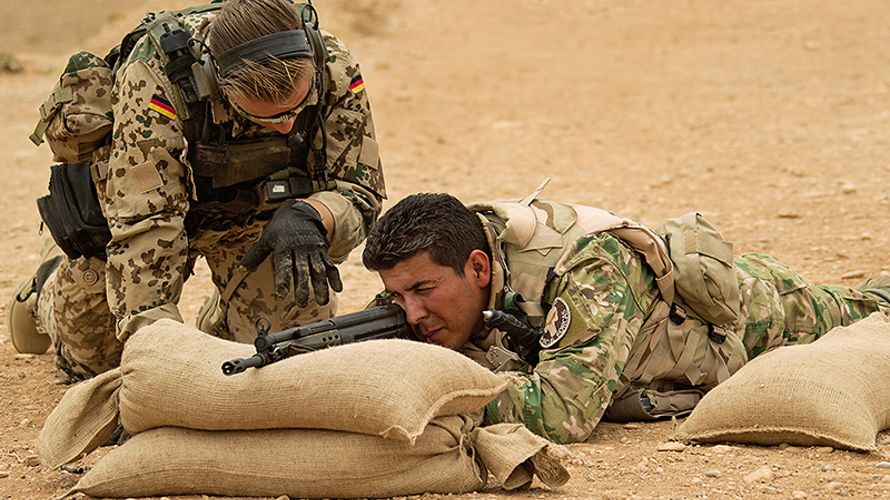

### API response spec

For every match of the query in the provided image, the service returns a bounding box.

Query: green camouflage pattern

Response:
[473,202,890,444]
[64,51,109,74]
[480,232,662,443]
[733,252,885,357]
[35,8,383,376]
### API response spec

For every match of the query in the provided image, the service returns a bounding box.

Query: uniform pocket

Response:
[358,136,380,170]
[105,147,187,221]
[638,312,747,389]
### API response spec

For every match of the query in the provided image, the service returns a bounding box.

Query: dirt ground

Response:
[1,0,889,498]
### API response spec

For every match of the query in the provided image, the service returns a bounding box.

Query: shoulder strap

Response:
[110,2,223,72]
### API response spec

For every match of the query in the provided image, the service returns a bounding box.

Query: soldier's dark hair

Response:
[208,0,315,103]
[363,193,489,276]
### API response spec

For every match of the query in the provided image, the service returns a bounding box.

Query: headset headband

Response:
[216,30,313,78]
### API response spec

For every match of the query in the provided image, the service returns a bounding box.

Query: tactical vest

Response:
[460,194,673,370]
[34,2,331,237]
[126,5,331,232]
[468,198,674,326]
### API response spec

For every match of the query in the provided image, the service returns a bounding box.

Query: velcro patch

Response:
[358,136,379,169]
[348,74,365,94]
[148,95,176,120]
[540,297,571,348]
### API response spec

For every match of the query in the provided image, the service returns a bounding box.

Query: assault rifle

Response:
[220,298,544,375]
[221,297,411,375]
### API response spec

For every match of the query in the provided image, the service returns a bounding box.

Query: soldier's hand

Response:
[239,200,343,307]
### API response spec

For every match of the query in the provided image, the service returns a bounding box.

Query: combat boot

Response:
[857,275,890,306]
[7,251,63,354]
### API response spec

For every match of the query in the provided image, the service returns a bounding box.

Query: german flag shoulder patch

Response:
[148,94,177,120]
[348,74,365,94]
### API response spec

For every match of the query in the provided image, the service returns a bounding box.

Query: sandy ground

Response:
[1,0,889,498]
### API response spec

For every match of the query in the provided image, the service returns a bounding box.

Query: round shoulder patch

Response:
[540,298,571,348]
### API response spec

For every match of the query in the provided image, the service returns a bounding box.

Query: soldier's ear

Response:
[467,249,491,288]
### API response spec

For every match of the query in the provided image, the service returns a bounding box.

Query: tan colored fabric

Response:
[658,212,740,325]
[469,199,673,324]
[472,423,570,490]
[70,417,570,499]
[71,416,484,498]
[674,311,890,451]
[37,368,121,468]
[120,319,508,442]
[40,53,114,163]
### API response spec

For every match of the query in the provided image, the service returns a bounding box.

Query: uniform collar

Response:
[469,213,508,348]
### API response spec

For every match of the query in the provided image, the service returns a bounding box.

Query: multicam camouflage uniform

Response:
[35,10,385,380]
[460,199,889,444]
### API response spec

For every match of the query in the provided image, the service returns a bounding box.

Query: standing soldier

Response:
[8,0,385,382]
[361,192,890,444]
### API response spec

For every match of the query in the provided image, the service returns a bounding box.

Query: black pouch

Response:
[37,162,111,260]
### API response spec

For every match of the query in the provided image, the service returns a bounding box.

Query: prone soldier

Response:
[361,192,890,444]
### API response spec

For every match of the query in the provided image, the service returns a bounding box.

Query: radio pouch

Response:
[37,162,111,260]
[658,212,740,326]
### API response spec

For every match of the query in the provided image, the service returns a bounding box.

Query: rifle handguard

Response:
[221,302,410,375]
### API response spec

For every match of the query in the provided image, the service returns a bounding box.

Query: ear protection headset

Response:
[209,1,331,180]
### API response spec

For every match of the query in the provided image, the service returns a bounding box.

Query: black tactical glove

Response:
[239,200,343,307]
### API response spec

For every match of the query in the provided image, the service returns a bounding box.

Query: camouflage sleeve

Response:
[96,46,190,342]
[482,234,655,443]
[308,32,385,262]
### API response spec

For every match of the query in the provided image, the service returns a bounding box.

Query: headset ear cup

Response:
[298,3,328,75]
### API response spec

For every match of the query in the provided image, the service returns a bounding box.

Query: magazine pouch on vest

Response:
[30,51,114,163]
[657,212,740,326]
[37,163,111,260]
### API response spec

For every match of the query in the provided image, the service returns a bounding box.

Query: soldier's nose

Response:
[403,298,429,326]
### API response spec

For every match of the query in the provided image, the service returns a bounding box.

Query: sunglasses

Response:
[232,80,317,126]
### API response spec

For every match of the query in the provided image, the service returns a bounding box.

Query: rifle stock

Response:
[221,302,411,375]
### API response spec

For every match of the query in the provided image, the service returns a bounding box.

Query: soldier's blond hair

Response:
[208,0,315,103]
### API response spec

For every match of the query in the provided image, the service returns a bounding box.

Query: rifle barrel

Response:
[221,352,267,376]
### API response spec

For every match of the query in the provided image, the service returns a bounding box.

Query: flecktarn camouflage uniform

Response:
[462,199,889,444]
[34,9,385,380]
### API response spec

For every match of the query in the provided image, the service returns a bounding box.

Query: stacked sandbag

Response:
[674,311,890,451]
[39,319,570,498]
[118,319,509,440]
[68,417,569,499]
[37,368,121,470]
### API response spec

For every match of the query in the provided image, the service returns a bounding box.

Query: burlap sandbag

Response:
[473,421,571,489]
[69,416,570,499]
[37,368,121,468]
[674,311,890,451]
[120,319,508,442]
